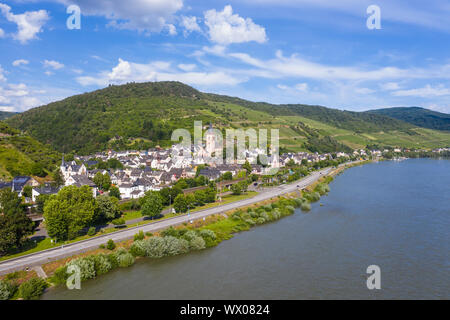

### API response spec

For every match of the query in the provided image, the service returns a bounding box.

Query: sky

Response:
[0,0,450,113]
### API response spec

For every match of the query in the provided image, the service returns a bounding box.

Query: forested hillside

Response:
[368,107,450,131]
[0,122,60,180]
[6,81,450,155]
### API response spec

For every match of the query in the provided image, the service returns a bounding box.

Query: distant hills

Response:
[6,81,450,155]
[0,111,19,120]
[0,122,60,180]
[367,107,450,132]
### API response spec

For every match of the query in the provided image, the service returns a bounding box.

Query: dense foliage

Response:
[368,107,450,131]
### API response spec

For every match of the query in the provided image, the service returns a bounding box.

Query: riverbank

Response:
[0,164,348,300]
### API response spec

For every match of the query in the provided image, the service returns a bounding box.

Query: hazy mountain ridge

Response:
[6,81,450,155]
[367,107,450,131]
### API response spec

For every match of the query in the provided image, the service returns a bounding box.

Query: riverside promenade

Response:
[0,167,335,275]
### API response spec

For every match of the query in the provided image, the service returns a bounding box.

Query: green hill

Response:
[0,122,61,180]
[6,81,450,155]
[0,111,19,120]
[367,107,450,131]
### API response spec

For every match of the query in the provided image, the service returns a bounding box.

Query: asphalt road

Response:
[0,167,332,275]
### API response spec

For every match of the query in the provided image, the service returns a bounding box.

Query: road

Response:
[0,167,333,275]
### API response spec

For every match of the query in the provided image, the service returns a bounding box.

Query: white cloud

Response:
[77,58,245,87]
[4,83,29,97]
[0,28,4,38]
[380,82,401,91]
[180,16,202,36]
[0,3,49,44]
[295,83,309,92]
[355,87,375,94]
[178,63,196,71]
[0,106,14,112]
[237,0,450,32]
[392,84,450,97]
[12,59,29,67]
[44,71,54,76]
[167,24,177,35]
[221,49,450,82]
[204,5,267,45]
[43,60,64,70]
[55,0,183,34]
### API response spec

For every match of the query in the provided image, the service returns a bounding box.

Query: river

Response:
[43,159,450,299]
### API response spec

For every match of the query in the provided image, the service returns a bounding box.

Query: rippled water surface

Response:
[43,159,450,299]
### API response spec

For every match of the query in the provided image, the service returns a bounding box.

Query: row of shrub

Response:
[0,277,48,300]
[51,247,136,285]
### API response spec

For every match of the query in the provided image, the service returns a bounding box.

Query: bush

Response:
[0,279,15,300]
[245,219,255,226]
[90,254,113,275]
[99,244,105,249]
[107,253,119,269]
[240,212,251,220]
[164,236,190,256]
[145,232,153,237]
[114,248,135,268]
[66,257,96,281]
[51,266,69,285]
[259,211,269,220]
[263,204,272,212]
[304,192,320,203]
[87,227,96,236]
[112,218,125,226]
[183,230,198,242]
[130,240,147,257]
[106,239,116,250]
[189,236,206,250]
[256,217,266,225]
[271,209,281,220]
[145,237,167,258]
[161,226,179,238]
[18,278,48,300]
[293,198,303,208]
[134,230,145,241]
[285,205,295,214]
[199,229,216,240]
[301,202,311,212]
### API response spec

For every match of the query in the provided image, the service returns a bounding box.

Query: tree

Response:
[31,163,46,177]
[109,186,121,200]
[141,191,163,218]
[243,160,252,175]
[0,212,35,256]
[231,183,242,195]
[173,194,187,213]
[52,169,64,187]
[96,195,121,221]
[222,171,233,181]
[44,186,97,241]
[0,190,34,255]
[0,188,23,216]
[22,186,32,198]
[93,172,111,191]
[36,194,50,214]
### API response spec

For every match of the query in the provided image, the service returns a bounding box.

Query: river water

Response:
[43,159,450,299]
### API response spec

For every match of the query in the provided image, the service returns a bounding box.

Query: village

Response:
[3,141,442,205]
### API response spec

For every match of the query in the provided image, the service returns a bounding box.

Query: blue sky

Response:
[1,0,450,113]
